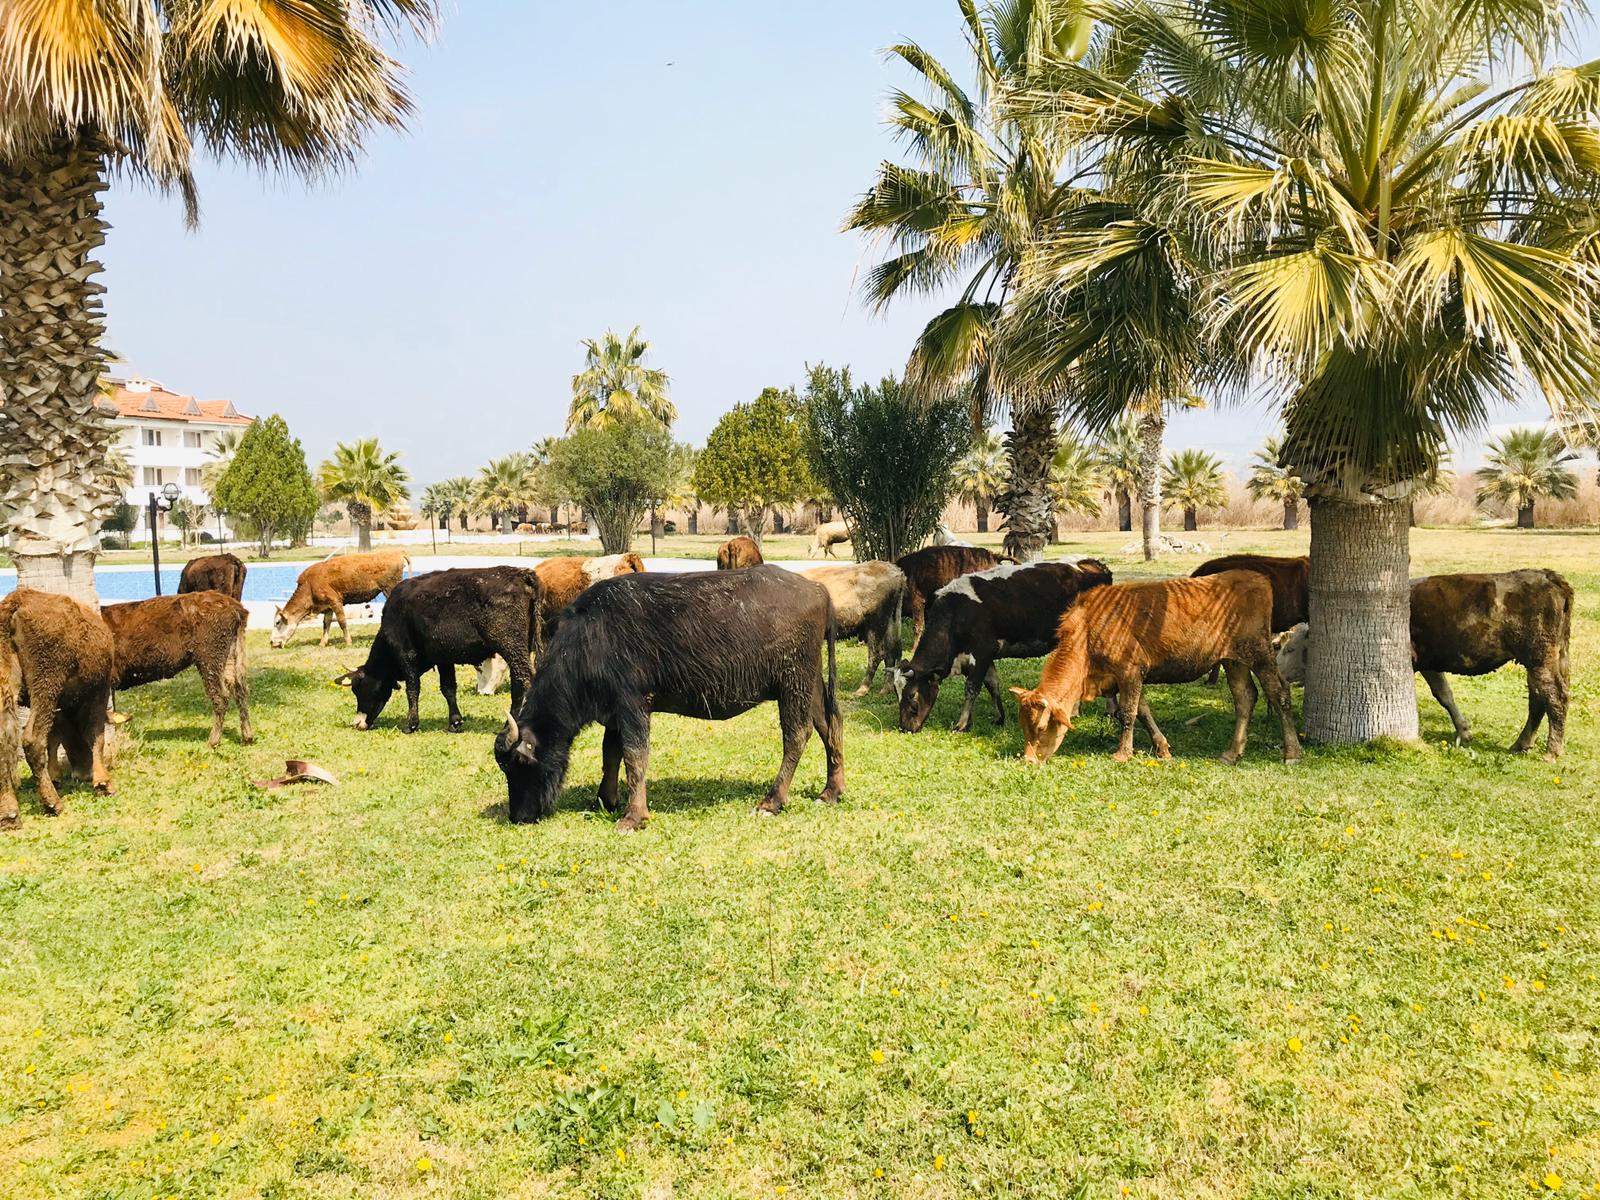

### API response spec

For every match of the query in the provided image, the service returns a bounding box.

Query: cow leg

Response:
[505,655,533,715]
[615,717,652,834]
[597,726,623,813]
[335,605,352,649]
[1423,671,1471,745]
[1205,664,1221,686]
[229,638,254,745]
[984,663,1005,725]
[1110,676,1141,762]
[953,662,982,733]
[21,709,63,815]
[319,611,334,647]
[70,702,110,795]
[1136,698,1171,759]
[759,686,815,816]
[438,663,464,733]
[402,671,422,734]
[1254,660,1303,763]
[811,682,845,804]
[198,658,228,749]
[1513,662,1566,760]
[1220,660,1257,764]
[855,632,881,699]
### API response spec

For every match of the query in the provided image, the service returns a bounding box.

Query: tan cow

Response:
[795,560,905,696]
[475,552,646,693]
[808,520,851,559]
[271,550,411,648]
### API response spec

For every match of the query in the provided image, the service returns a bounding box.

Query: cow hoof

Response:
[241,734,256,746]
[403,725,419,735]
[614,816,645,834]
[1154,743,1172,760]
[1283,750,1303,764]
[0,814,20,832]
[1111,750,1132,764]
[1218,751,1241,766]
[447,721,465,734]
[757,797,785,816]
[953,719,971,733]
[1542,750,1562,763]
[815,791,841,805]
[850,685,870,699]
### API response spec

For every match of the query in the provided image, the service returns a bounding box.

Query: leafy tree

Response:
[955,429,1007,534]
[212,415,319,559]
[1247,437,1305,531]
[1092,420,1141,533]
[1162,450,1225,533]
[1475,429,1579,529]
[474,455,535,534]
[803,365,971,562]
[1050,433,1102,536]
[665,445,701,534]
[318,438,411,552]
[169,496,206,548]
[693,388,815,545]
[529,437,566,525]
[569,328,675,430]
[843,0,1091,561]
[102,501,139,550]
[546,419,682,554]
[1014,0,1600,743]
[0,3,433,603]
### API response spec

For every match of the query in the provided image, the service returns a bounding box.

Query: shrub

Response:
[546,418,683,554]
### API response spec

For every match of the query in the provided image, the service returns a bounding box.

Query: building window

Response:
[185,468,203,487]
[184,431,203,448]
[142,467,160,486]
[142,428,162,447]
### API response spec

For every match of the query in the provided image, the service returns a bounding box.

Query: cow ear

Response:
[332,669,355,687]
[1009,686,1028,699]
[1050,699,1075,724]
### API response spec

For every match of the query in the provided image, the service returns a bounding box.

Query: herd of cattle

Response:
[0,535,1574,831]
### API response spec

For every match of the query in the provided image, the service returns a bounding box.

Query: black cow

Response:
[893,559,1113,732]
[338,567,543,733]
[494,565,843,832]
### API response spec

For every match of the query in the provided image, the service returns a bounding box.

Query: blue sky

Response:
[100,1,1574,485]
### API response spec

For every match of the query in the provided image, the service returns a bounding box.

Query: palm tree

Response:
[1162,450,1226,533]
[1092,419,1140,532]
[1248,437,1305,531]
[1475,429,1579,529]
[199,430,244,496]
[529,436,564,525]
[1049,433,1102,536]
[101,449,134,498]
[1008,0,1600,744]
[436,477,475,532]
[419,482,456,540]
[0,3,434,604]
[568,328,675,430]
[844,0,1092,562]
[955,429,1007,533]
[474,455,535,534]
[318,439,412,552]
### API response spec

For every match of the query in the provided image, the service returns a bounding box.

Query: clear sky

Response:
[99,1,1577,486]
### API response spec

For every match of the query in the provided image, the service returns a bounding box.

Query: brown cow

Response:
[0,590,116,827]
[895,545,1006,646]
[1275,569,1573,759]
[1013,571,1301,765]
[796,560,906,696]
[178,552,248,600]
[717,535,763,570]
[475,553,646,693]
[1193,553,1309,684]
[101,593,253,749]
[271,550,410,648]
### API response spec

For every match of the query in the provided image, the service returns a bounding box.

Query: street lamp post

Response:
[148,481,181,596]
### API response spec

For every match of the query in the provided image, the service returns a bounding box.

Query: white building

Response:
[101,376,254,537]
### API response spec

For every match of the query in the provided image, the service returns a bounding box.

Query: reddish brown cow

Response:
[271,550,410,647]
[895,545,1006,646]
[716,535,764,570]
[101,593,253,749]
[1013,571,1300,765]
[0,590,115,827]
[178,552,248,600]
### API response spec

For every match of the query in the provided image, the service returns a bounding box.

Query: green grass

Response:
[2,528,1597,1199]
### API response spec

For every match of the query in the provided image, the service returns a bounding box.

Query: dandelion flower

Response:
[1545,1173,1562,1190]
[416,1157,432,1172]
[1287,1037,1304,1053]
[934,1154,945,1170]
[616,1148,626,1163]
[870,1049,885,1064]
[874,1167,885,1178]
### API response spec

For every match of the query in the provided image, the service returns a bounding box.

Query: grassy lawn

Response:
[2,528,1597,1198]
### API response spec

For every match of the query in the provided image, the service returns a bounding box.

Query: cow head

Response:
[893,663,944,732]
[1010,686,1075,765]
[335,667,395,730]
[1274,623,1309,685]
[270,606,298,648]
[494,711,570,824]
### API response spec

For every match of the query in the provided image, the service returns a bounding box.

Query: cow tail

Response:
[1551,569,1574,681]
[890,577,905,667]
[528,572,544,669]
[825,603,840,726]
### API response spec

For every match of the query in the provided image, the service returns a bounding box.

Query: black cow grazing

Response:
[495,565,843,832]
[1274,569,1573,759]
[893,558,1113,732]
[338,567,543,733]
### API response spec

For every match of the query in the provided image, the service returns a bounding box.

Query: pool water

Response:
[0,562,308,603]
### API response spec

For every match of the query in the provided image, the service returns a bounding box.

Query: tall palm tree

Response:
[568,328,675,431]
[1049,432,1102,536]
[0,2,434,604]
[199,429,244,496]
[1475,429,1579,528]
[1008,0,1600,743]
[1162,450,1225,532]
[419,482,457,540]
[1092,418,1140,532]
[474,455,535,534]
[844,0,1092,562]
[1247,437,1305,531]
[101,449,134,498]
[440,476,476,531]
[955,429,1007,533]
[318,439,411,552]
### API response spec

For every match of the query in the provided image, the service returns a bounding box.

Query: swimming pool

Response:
[0,562,308,603]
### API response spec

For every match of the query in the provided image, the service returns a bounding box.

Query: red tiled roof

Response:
[99,384,253,426]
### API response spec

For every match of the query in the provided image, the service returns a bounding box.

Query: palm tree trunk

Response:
[1283,498,1299,530]
[1001,405,1055,562]
[1116,490,1132,533]
[1137,411,1165,561]
[975,496,990,533]
[687,507,699,535]
[1183,507,1197,532]
[1517,501,1535,529]
[0,137,118,605]
[1304,497,1418,744]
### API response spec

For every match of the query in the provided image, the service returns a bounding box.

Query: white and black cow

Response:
[893,558,1113,732]
[495,565,843,831]
[338,567,543,733]
[1275,568,1573,759]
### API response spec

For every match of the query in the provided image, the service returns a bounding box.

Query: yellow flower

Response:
[1533,979,1546,991]
[1139,1005,1150,1016]
[208,1133,220,1146]
[1545,1173,1562,1190]
[1482,870,1494,881]
[934,1154,945,1171]
[23,1064,35,1075]
[442,1032,453,1043]
[967,1110,979,1124]
[616,1148,626,1163]
[870,1049,885,1064]
[1451,850,1464,860]
[677,1090,687,1101]
[874,1167,885,1178]
[1287,1037,1303,1053]
[416,1157,432,1172]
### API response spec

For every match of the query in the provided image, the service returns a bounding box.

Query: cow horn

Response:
[503,710,520,742]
